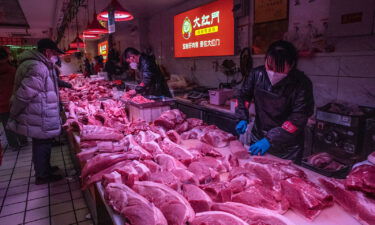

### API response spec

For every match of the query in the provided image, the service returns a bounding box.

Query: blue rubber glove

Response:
[249,138,271,156]
[235,120,248,134]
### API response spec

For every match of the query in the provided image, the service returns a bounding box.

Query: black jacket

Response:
[136,54,171,97]
[236,65,314,161]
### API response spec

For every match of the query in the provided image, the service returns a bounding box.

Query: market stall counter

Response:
[59,75,373,225]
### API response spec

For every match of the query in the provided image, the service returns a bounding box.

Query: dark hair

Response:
[123,47,140,59]
[0,46,9,60]
[94,55,103,64]
[265,40,298,72]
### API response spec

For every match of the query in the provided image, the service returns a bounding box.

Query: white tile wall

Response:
[337,77,375,107]
[339,55,375,77]
[308,75,339,108]
[299,56,340,76]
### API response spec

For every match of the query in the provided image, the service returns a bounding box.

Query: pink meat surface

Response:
[212,202,296,225]
[232,184,290,214]
[281,177,333,220]
[200,127,236,148]
[81,125,123,141]
[155,154,187,171]
[154,109,186,129]
[186,118,204,130]
[191,211,248,225]
[320,178,375,225]
[148,171,182,191]
[160,138,195,164]
[81,153,130,179]
[166,130,182,144]
[307,152,333,168]
[200,182,232,202]
[82,160,131,189]
[105,183,167,225]
[181,184,212,213]
[345,165,375,196]
[133,181,195,225]
[175,121,189,134]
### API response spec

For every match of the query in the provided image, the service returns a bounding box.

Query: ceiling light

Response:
[97,0,134,22]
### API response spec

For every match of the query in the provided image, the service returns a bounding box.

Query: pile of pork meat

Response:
[60,80,375,225]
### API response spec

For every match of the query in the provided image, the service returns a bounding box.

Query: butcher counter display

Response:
[59,75,375,225]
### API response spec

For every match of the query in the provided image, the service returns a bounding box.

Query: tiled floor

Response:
[0,133,94,225]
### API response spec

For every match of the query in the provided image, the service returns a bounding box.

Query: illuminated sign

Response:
[98,41,108,62]
[174,0,234,57]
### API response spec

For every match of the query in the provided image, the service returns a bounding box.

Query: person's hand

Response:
[249,138,271,156]
[235,120,248,134]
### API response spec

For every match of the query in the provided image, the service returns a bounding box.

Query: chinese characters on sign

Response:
[174,0,234,57]
[182,39,221,49]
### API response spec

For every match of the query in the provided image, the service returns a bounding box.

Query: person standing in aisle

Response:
[7,39,65,184]
[0,46,28,151]
[93,55,104,74]
[124,47,171,97]
[235,40,314,164]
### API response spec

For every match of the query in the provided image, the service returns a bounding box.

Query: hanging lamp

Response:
[80,33,100,39]
[70,10,86,49]
[82,0,104,38]
[84,0,108,35]
[97,0,134,22]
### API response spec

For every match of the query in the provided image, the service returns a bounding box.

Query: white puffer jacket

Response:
[7,50,61,139]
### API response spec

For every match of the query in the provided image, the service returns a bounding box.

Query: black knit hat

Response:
[37,38,64,54]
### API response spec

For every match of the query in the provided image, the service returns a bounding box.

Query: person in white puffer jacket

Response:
[7,39,65,184]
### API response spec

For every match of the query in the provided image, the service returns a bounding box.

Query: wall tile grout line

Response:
[0,146,21,214]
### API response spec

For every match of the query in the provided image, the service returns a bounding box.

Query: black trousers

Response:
[0,112,28,148]
[32,138,54,178]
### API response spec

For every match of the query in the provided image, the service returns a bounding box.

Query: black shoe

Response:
[35,174,64,185]
[50,166,60,173]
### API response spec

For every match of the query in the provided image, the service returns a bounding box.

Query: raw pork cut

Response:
[191,211,248,225]
[212,202,296,225]
[155,154,187,171]
[166,130,181,144]
[345,165,375,196]
[105,183,167,225]
[149,171,181,190]
[82,160,131,189]
[126,135,153,159]
[320,178,375,225]
[281,177,333,219]
[188,157,228,183]
[200,182,232,202]
[244,157,306,191]
[175,121,189,134]
[133,181,195,225]
[181,184,212,213]
[200,126,236,148]
[187,142,222,157]
[81,153,130,179]
[307,152,333,168]
[81,125,123,141]
[160,138,195,164]
[186,118,204,130]
[115,160,151,186]
[154,109,186,129]
[232,184,289,214]
[102,171,122,187]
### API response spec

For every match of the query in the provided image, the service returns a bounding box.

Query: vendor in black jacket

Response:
[124,47,171,97]
[236,40,314,164]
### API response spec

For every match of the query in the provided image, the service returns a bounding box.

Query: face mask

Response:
[266,70,288,86]
[129,62,138,70]
[50,56,58,64]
